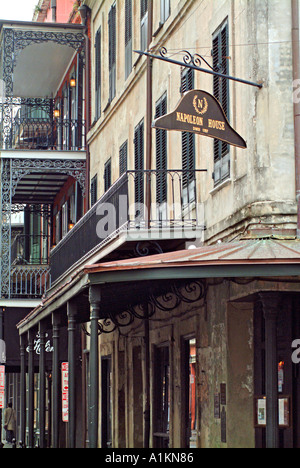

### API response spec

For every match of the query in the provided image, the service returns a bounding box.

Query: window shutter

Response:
[134,120,144,206]
[95,28,101,119]
[155,94,167,204]
[125,0,132,79]
[108,4,116,102]
[181,68,195,190]
[104,159,112,192]
[212,21,230,185]
[91,175,98,206]
[119,141,128,176]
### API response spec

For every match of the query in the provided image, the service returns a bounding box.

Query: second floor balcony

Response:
[0,97,85,152]
[0,20,86,154]
[50,169,206,284]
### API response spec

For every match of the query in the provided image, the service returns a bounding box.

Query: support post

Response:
[28,328,35,448]
[67,301,77,448]
[39,321,47,448]
[89,285,101,448]
[20,333,27,448]
[52,313,60,448]
[260,292,280,449]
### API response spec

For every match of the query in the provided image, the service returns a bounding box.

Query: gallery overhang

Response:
[17,238,300,335]
[0,20,85,98]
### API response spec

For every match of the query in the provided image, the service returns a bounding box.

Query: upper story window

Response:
[108,2,116,102]
[160,0,170,24]
[125,0,132,80]
[212,19,230,185]
[141,0,148,51]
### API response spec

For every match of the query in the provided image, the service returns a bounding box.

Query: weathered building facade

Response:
[2,0,300,449]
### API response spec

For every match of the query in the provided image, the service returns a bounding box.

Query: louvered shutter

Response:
[155,94,167,204]
[95,28,101,119]
[104,159,112,192]
[181,68,195,191]
[119,141,128,176]
[134,120,144,206]
[109,4,116,102]
[125,0,132,79]
[213,22,230,184]
[91,174,98,206]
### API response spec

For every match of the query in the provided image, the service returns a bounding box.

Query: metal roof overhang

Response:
[17,240,300,334]
[0,20,85,98]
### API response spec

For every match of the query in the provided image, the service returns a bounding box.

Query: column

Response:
[67,301,77,448]
[20,333,27,447]
[52,312,60,449]
[89,285,101,448]
[260,292,280,449]
[39,321,46,448]
[28,328,35,448]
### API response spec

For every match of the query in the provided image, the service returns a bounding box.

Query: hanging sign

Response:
[152,89,247,149]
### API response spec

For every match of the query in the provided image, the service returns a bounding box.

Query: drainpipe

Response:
[145,0,153,228]
[292,0,300,237]
[79,4,91,212]
[51,0,57,23]
[144,0,153,448]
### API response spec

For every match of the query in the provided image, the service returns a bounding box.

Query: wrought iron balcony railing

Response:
[50,169,205,283]
[0,97,85,151]
[10,234,51,298]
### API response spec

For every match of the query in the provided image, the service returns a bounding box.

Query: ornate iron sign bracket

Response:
[134,48,263,89]
[96,280,207,335]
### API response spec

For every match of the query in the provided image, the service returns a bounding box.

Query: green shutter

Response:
[155,94,167,204]
[212,21,230,185]
[134,120,144,206]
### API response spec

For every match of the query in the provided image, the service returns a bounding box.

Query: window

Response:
[104,159,112,192]
[108,3,116,102]
[125,0,132,80]
[181,68,195,205]
[155,93,167,206]
[161,0,170,24]
[140,0,148,51]
[55,211,61,245]
[90,174,98,206]
[95,27,101,119]
[134,120,144,207]
[212,20,230,185]
[119,140,128,176]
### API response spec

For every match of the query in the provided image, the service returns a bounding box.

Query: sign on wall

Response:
[152,89,247,149]
[62,362,68,423]
[0,365,5,409]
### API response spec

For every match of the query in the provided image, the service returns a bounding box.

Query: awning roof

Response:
[17,238,300,333]
[0,20,85,98]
